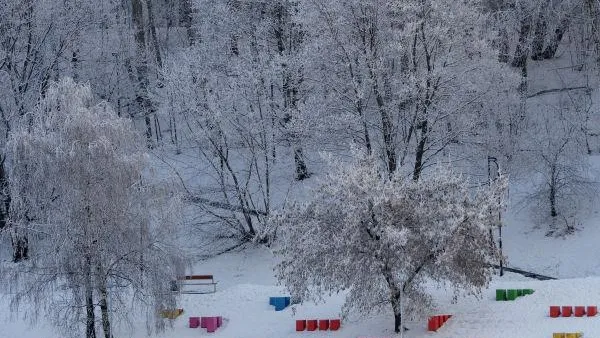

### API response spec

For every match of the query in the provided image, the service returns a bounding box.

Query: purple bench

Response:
[200,316,223,332]
[189,317,200,328]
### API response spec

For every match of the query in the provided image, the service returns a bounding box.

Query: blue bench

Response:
[269,296,290,311]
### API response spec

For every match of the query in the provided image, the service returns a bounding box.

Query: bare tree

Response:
[520,94,598,235]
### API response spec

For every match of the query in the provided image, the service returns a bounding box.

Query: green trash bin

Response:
[516,289,523,297]
[522,289,534,295]
[506,289,518,301]
[496,289,507,301]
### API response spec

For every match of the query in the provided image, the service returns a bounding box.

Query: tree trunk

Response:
[145,0,163,69]
[72,49,80,81]
[358,102,372,155]
[11,235,28,262]
[293,146,309,180]
[131,0,154,148]
[413,120,427,182]
[394,311,402,333]
[0,157,9,231]
[274,3,310,181]
[511,14,531,69]
[498,27,510,63]
[85,256,97,338]
[550,166,558,217]
[377,93,397,176]
[367,59,396,176]
[180,0,196,45]
[542,18,569,59]
[99,282,112,338]
[531,4,548,60]
[381,263,403,333]
[585,0,600,65]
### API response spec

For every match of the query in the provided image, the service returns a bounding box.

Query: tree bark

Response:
[145,0,163,68]
[531,4,548,60]
[375,87,397,176]
[99,281,112,338]
[85,256,97,338]
[131,0,154,148]
[511,14,531,69]
[11,235,28,262]
[585,0,600,65]
[293,147,309,181]
[381,263,403,333]
[542,18,569,59]
[413,120,428,181]
[72,49,80,81]
[363,24,396,176]
[274,2,310,180]
[180,0,197,45]
[550,165,558,217]
[0,157,9,231]
[498,27,510,63]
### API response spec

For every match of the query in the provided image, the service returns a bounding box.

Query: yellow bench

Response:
[553,333,583,338]
[160,308,183,319]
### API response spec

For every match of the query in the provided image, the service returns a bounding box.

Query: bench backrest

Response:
[180,275,213,280]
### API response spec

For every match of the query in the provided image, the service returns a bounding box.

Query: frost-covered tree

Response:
[519,95,598,235]
[3,78,183,338]
[297,0,516,180]
[160,0,311,246]
[274,156,506,333]
[0,0,91,260]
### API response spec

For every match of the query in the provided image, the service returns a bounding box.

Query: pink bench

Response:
[201,316,223,333]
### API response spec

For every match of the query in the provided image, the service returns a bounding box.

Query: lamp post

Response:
[487,156,504,276]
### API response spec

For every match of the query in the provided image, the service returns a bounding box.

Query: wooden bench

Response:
[174,275,217,294]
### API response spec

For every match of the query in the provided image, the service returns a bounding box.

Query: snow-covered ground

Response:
[3,240,600,338]
[4,153,600,337]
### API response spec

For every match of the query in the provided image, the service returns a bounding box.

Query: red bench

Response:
[428,314,452,331]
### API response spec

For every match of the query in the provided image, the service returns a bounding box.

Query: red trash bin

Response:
[561,306,572,317]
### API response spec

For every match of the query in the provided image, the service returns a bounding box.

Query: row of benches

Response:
[495,288,534,301]
[189,316,223,333]
[296,319,341,331]
[550,305,597,317]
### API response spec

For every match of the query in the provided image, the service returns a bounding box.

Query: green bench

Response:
[496,288,534,301]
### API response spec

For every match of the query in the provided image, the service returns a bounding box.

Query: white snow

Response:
[4,239,600,338]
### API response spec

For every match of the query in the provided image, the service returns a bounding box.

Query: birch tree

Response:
[274,155,506,333]
[3,78,183,338]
